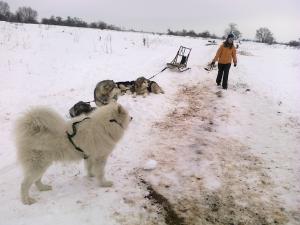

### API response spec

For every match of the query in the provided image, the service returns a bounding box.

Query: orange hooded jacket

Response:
[213,43,237,65]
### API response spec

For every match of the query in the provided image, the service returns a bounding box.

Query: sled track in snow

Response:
[140,79,290,225]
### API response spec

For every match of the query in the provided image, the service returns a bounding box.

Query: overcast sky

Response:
[5,0,300,42]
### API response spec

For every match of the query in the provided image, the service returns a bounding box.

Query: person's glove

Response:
[234,64,237,67]
[210,61,215,67]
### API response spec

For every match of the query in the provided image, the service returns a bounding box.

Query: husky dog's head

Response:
[69,101,96,118]
[96,80,116,95]
[134,76,149,95]
[149,81,164,94]
[94,80,118,107]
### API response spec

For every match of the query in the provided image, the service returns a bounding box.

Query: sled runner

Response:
[167,46,192,72]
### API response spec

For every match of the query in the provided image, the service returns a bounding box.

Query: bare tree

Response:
[15,6,38,23]
[0,1,10,21]
[224,23,242,39]
[256,27,275,44]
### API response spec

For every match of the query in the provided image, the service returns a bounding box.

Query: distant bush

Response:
[288,40,300,47]
[64,17,87,27]
[241,38,254,42]
[41,16,62,26]
[256,27,275,44]
[42,16,87,27]
[89,21,107,29]
[198,31,211,38]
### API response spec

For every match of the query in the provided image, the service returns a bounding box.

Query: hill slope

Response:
[0,22,299,225]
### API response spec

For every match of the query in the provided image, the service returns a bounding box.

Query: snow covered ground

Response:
[0,21,299,225]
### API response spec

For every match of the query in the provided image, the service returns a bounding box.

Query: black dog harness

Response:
[67,117,123,159]
[66,117,91,159]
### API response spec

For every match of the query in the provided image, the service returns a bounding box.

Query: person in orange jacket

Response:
[211,33,237,89]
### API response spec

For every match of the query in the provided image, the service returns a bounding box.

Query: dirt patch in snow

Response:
[140,179,185,225]
[139,80,289,224]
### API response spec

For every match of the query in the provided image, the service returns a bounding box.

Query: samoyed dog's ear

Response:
[117,104,125,114]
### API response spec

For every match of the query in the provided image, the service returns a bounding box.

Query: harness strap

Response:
[147,66,168,80]
[66,117,90,159]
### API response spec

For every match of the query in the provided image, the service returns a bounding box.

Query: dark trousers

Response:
[216,63,231,89]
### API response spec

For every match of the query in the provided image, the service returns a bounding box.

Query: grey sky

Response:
[5,0,300,42]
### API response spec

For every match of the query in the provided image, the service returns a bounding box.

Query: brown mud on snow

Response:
[139,80,290,225]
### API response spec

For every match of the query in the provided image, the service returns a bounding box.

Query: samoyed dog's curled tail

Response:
[15,106,66,139]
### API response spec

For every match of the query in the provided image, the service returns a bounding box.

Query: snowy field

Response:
[0,21,299,225]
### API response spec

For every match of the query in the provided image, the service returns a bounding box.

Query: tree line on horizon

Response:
[0,1,121,31]
[167,23,295,46]
[0,1,299,47]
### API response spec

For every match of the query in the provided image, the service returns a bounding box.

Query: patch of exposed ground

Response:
[140,179,185,225]
[138,79,290,225]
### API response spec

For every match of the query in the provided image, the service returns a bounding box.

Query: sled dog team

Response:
[15,33,237,205]
[68,76,164,118]
[94,76,164,107]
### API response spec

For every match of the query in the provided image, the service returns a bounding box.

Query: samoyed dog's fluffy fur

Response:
[14,103,131,205]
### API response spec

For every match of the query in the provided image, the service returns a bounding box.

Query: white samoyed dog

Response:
[14,103,131,205]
